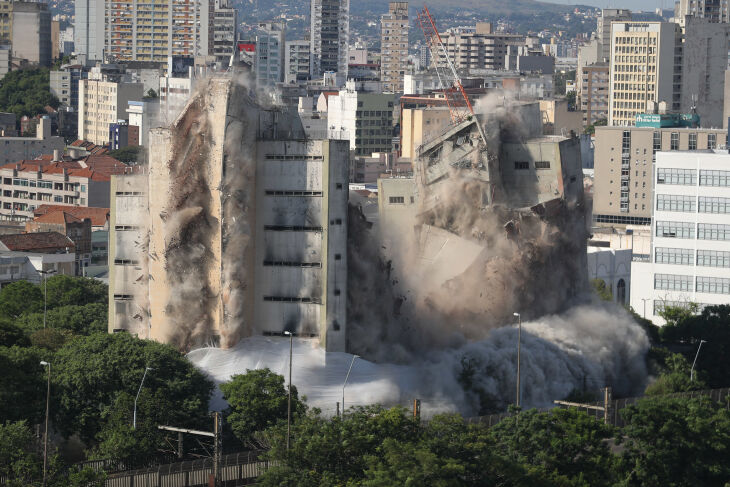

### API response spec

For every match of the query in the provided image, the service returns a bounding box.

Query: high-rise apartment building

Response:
[213,0,237,63]
[11,1,51,67]
[75,0,104,61]
[608,22,680,127]
[309,0,349,77]
[631,150,730,324]
[104,0,213,62]
[256,22,286,87]
[285,40,311,83]
[592,122,726,226]
[0,0,12,43]
[676,0,730,23]
[327,80,396,155]
[596,9,631,61]
[580,63,609,126]
[78,79,143,145]
[380,2,408,93]
[436,23,524,72]
[608,18,729,127]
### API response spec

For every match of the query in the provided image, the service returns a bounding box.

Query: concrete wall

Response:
[11,2,51,67]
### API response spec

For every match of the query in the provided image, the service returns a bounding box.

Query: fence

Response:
[104,451,269,487]
[466,387,730,428]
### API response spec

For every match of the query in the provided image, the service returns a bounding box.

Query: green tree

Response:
[51,332,213,446]
[108,146,141,164]
[29,328,73,351]
[659,304,730,388]
[16,303,107,335]
[0,421,42,486]
[0,320,29,347]
[43,275,107,309]
[565,91,576,111]
[259,406,419,486]
[0,280,43,319]
[584,118,607,135]
[0,346,48,424]
[489,408,620,486]
[145,88,158,99]
[591,278,613,302]
[0,69,60,123]
[618,396,730,486]
[645,351,705,396]
[220,368,306,446]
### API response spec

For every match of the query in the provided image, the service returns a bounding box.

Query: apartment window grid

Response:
[653,131,661,154]
[696,276,730,294]
[670,132,679,150]
[655,247,693,265]
[688,132,697,151]
[698,196,730,214]
[654,273,692,291]
[656,221,695,239]
[708,133,717,149]
[697,223,730,240]
[656,194,696,212]
[697,249,730,268]
[699,170,730,187]
[656,168,696,185]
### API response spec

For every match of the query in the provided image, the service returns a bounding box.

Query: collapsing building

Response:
[108,78,349,351]
[360,100,587,359]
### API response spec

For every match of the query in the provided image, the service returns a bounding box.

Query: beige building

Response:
[0,0,12,43]
[592,125,726,226]
[105,0,213,62]
[11,1,51,67]
[78,79,143,145]
[580,63,609,126]
[400,106,451,160]
[380,2,408,93]
[608,21,679,127]
[437,23,524,72]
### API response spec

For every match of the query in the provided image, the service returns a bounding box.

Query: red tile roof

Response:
[69,140,109,155]
[0,231,75,252]
[1,153,129,181]
[33,205,109,227]
[33,211,82,225]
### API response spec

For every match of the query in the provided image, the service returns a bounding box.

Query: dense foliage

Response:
[0,69,60,124]
[108,146,142,164]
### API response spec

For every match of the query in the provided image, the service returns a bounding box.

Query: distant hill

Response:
[350,0,578,16]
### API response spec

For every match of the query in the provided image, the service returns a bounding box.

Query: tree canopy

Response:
[0,69,60,124]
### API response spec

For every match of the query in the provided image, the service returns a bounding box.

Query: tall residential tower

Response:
[380,2,409,93]
[310,0,349,77]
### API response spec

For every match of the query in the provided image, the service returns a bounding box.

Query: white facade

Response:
[159,76,194,123]
[0,251,75,287]
[587,245,632,305]
[285,40,311,84]
[256,22,286,87]
[127,100,155,147]
[631,151,730,324]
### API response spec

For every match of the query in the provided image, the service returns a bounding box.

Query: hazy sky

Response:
[544,0,673,11]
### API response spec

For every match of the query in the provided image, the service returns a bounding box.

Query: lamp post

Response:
[513,312,521,408]
[40,361,50,487]
[39,269,56,328]
[641,298,649,319]
[690,340,707,382]
[133,367,153,429]
[283,331,293,451]
[342,355,359,417]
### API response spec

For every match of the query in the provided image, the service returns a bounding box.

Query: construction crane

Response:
[416,5,475,124]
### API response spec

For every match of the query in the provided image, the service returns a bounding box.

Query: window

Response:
[656,194,695,212]
[696,276,730,294]
[708,133,717,149]
[653,131,661,153]
[616,279,626,304]
[514,161,529,170]
[81,185,86,192]
[688,132,697,150]
[698,223,730,240]
[534,160,550,169]
[656,221,695,239]
[655,247,693,265]
[656,171,697,186]
[53,196,62,203]
[654,273,692,291]
[389,196,405,204]
[697,250,730,268]
[670,132,679,150]
[700,170,730,187]
[698,197,730,214]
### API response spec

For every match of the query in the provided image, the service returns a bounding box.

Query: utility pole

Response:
[554,386,612,425]
[283,331,293,451]
[413,399,421,422]
[158,413,222,487]
[691,340,707,381]
[40,361,50,487]
[513,312,522,408]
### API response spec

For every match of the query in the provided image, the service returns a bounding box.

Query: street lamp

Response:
[283,331,293,451]
[690,340,707,382]
[133,367,153,429]
[513,312,521,408]
[39,269,56,328]
[40,361,50,487]
[342,355,359,417]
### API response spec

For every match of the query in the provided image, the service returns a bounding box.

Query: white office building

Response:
[631,150,730,323]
